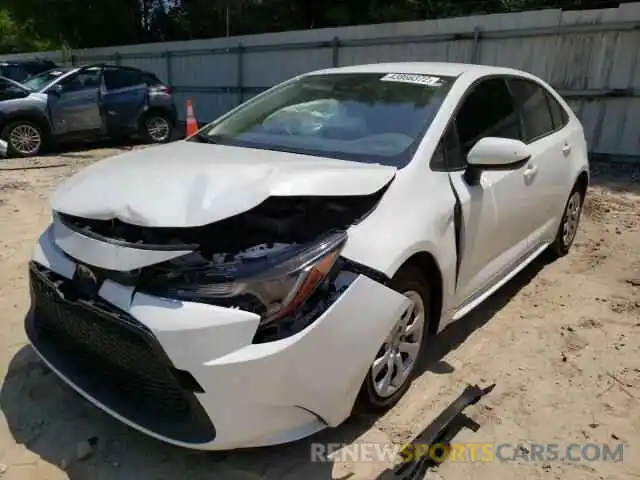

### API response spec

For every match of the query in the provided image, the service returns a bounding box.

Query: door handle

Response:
[523,164,538,181]
[562,143,572,156]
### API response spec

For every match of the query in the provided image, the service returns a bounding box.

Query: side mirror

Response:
[0,139,7,157]
[467,137,531,170]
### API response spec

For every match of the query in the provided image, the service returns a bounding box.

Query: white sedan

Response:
[27,62,588,450]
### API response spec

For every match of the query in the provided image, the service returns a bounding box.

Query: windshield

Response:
[190,72,455,167]
[22,68,71,92]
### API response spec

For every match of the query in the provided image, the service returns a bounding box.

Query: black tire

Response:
[356,265,431,412]
[1,120,44,158]
[548,184,585,258]
[140,112,173,144]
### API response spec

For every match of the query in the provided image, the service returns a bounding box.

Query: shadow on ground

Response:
[416,254,549,378]
[0,255,549,480]
[589,158,640,196]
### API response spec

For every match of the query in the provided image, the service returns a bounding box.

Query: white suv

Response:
[27,62,588,450]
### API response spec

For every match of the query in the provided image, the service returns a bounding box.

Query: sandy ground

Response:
[0,147,638,480]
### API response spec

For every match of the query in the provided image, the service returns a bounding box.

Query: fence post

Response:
[470,27,481,63]
[332,36,340,67]
[165,51,173,87]
[237,42,244,105]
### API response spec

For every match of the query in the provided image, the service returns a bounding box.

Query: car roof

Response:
[307,62,530,79]
[76,64,140,70]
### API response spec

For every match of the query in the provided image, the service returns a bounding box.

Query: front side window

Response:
[190,72,455,167]
[58,69,102,93]
[508,78,555,142]
[440,77,520,170]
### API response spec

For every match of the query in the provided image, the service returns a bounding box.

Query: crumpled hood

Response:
[51,141,397,227]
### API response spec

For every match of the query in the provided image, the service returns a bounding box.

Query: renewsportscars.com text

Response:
[310,442,625,464]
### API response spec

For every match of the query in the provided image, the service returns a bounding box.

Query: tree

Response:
[0,9,57,54]
[2,0,168,49]
[2,0,628,53]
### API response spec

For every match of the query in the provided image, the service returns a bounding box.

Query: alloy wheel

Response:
[562,191,582,248]
[370,290,425,399]
[146,116,170,142]
[9,124,42,156]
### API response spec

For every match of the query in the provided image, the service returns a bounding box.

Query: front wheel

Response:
[140,113,173,144]
[548,186,585,258]
[1,121,44,157]
[356,265,431,412]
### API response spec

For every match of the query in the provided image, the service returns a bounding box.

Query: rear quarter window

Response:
[141,72,164,86]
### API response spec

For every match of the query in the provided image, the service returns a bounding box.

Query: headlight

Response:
[144,231,347,325]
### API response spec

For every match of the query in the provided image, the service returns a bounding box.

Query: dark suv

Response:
[0,59,58,83]
[0,64,178,157]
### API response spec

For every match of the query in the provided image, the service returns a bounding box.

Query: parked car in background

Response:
[0,59,58,83]
[26,62,589,450]
[0,76,31,102]
[0,64,177,157]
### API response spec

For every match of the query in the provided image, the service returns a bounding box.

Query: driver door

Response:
[48,68,104,136]
[444,77,536,308]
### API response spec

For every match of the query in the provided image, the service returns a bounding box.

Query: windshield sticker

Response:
[380,73,444,87]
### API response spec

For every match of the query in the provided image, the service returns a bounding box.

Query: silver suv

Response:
[0,64,177,157]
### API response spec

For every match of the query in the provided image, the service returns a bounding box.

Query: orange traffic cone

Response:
[185,99,198,137]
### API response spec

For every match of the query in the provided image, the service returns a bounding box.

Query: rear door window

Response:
[545,90,569,130]
[508,78,555,142]
[104,68,145,91]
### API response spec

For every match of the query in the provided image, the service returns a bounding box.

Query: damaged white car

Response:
[27,62,589,450]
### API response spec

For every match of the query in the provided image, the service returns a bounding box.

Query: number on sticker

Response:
[380,73,443,87]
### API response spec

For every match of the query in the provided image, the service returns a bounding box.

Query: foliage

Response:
[0,0,632,54]
[0,9,57,54]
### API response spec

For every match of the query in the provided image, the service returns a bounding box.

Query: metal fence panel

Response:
[2,2,640,160]
[171,52,236,87]
[243,47,332,87]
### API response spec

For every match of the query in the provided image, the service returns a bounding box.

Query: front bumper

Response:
[27,226,410,450]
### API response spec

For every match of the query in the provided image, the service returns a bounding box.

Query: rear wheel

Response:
[356,265,431,412]
[140,112,172,143]
[1,121,44,157]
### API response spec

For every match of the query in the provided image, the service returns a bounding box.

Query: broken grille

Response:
[26,262,216,444]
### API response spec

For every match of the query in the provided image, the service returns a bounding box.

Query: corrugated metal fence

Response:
[3,3,640,160]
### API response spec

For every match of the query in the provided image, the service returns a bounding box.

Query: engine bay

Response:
[56,191,385,262]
